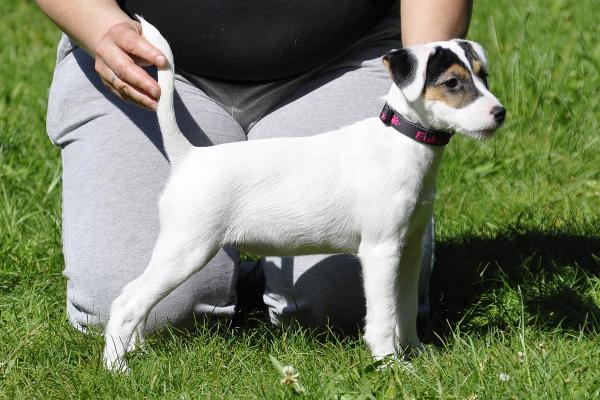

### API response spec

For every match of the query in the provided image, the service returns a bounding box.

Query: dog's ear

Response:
[382,45,434,102]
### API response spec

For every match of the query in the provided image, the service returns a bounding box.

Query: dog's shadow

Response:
[422,229,600,342]
[285,228,600,344]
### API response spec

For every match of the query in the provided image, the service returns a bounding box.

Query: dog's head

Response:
[383,40,505,139]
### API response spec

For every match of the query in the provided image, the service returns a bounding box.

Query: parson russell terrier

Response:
[103,17,506,372]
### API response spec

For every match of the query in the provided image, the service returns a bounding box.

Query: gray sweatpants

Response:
[46,10,434,334]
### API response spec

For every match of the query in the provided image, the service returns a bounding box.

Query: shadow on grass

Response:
[136,228,600,350]
[232,228,600,346]
[424,229,600,343]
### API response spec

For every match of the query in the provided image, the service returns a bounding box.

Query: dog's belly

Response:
[166,125,423,258]
[236,241,353,257]
[228,210,361,256]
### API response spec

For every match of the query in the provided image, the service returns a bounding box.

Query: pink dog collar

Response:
[379,103,453,146]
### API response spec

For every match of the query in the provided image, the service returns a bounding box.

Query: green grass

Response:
[1,0,599,398]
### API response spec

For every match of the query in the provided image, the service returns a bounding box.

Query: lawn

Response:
[1,0,599,398]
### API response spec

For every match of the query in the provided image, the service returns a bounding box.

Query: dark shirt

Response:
[118,0,395,81]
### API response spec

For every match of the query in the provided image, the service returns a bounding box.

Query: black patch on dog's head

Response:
[423,46,484,109]
[424,47,470,86]
[457,41,477,66]
[383,49,417,88]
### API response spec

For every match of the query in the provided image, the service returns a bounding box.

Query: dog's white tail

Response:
[138,16,192,166]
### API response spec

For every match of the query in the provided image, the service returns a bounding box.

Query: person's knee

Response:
[66,288,107,334]
[64,247,240,334]
[263,254,366,334]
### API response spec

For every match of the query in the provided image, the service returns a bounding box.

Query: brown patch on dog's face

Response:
[472,59,481,75]
[445,63,470,79]
[424,49,482,109]
[382,57,391,72]
[382,56,394,82]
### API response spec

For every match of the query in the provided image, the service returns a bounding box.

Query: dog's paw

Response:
[126,325,146,353]
[399,341,424,360]
[104,353,130,374]
[103,345,130,374]
[367,354,416,372]
[373,356,397,372]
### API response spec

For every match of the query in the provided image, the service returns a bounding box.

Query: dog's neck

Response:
[384,85,429,128]
[384,85,447,151]
[383,85,446,186]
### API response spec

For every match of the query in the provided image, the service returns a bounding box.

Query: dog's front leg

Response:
[359,241,402,359]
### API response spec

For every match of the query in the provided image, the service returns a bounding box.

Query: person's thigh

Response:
[248,40,434,332]
[248,42,395,140]
[47,37,246,333]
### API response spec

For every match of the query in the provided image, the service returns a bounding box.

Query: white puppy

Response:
[103,17,505,372]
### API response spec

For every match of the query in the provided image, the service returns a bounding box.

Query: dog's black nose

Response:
[491,106,506,124]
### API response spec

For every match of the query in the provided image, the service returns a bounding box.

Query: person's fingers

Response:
[96,35,161,98]
[114,21,168,68]
[102,74,157,111]
[105,47,160,98]
[94,21,167,109]
[131,54,154,68]
[96,58,157,110]
[100,75,125,101]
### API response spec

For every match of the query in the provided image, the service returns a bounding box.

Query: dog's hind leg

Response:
[118,277,148,353]
[103,228,220,372]
[393,238,424,356]
[394,208,432,357]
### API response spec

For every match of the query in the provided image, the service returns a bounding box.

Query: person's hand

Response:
[94,20,167,110]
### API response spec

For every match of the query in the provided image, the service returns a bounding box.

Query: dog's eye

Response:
[443,78,458,89]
